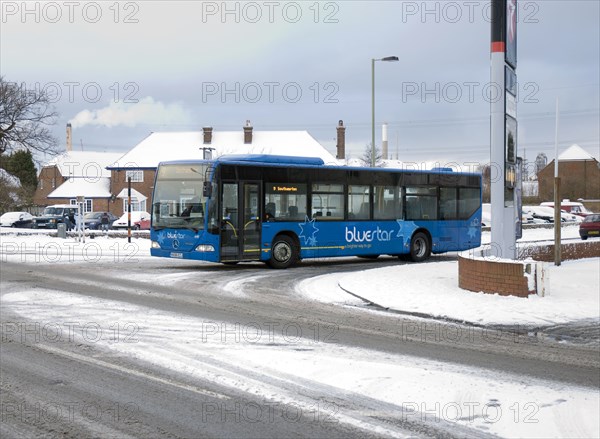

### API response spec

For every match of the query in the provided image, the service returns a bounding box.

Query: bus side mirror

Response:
[203,181,212,198]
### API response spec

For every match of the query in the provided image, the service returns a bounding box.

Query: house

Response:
[537,144,600,203]
[33,150,123,212]
[105,122,340,216]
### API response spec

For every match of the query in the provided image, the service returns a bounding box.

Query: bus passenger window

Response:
[264,183,307,221]
[348,185,370,220]
[312,183,344,220]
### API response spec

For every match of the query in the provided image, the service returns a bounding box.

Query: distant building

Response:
[34,151,123,212]
[106,123,338,216]
[33,123,340,216]
[534,152,547,176]
[537,144,600,202]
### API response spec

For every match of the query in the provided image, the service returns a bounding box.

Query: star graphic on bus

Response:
[157,230,166,245]
[396,219,403,237]
[467,218,479,239]
[299,216,319,246]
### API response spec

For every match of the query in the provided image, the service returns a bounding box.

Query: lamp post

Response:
[371,56,398,167]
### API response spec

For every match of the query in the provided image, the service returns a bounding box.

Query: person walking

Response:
[101,212,110,235]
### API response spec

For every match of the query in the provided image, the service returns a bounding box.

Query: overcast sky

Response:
[1,1,598,167]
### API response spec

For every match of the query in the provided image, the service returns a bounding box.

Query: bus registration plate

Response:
[170,252,183,259]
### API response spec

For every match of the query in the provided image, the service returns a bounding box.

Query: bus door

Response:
[220,181,261,261]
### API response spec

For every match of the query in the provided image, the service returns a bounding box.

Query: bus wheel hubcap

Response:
[274,243,291,262]
[414,238,425,257]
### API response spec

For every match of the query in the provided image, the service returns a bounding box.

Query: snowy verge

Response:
[297,258,599,327]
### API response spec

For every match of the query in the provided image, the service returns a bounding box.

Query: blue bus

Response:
[150,155,481,268]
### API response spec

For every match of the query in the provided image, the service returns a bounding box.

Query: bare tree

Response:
[361,143,383,167]
[0,77,59,156]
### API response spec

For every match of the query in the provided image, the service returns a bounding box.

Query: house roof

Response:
[47,177,111,198]
[107,130,338,169]
[43,151,123,177]
[115,188,147,201]
[558,144,597,161]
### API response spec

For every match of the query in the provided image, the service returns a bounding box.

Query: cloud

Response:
[69,97,192,129]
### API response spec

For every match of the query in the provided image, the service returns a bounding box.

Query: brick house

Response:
[106,123,339,216]
[537,144,600,203]
[33,151,123,212]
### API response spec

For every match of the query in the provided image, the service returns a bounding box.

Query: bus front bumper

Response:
[150,248,220,262]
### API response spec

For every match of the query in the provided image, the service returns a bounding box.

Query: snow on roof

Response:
[44,151,123,177]
[107,131,338,169]
[558,144,597,161]
[0,168,21,187]
[47,177,111,198]
[115,188,147,200]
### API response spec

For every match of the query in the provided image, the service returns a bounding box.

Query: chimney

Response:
[66,123,72,151]
[382,122,388,160]
[203,126,213,144]
[336,120,346,160]
[243,120,253,144]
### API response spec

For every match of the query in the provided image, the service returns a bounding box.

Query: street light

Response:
[371,56,399,167]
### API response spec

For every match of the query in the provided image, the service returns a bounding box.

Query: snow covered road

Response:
[1,232,599,438]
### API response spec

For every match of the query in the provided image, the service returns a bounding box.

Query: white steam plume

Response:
[69,97,192,129]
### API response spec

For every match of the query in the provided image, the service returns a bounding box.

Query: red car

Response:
[579,214,600,240]
[112,211,151,230]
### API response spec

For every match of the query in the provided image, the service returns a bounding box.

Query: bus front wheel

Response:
[410,232,431,262]
[268,235,298,269]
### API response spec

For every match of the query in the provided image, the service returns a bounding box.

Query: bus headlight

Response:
[151,241,161,249]
[195,244,215,252]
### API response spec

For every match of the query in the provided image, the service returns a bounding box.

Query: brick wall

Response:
[458,256,533,298]
[459,240,599,297]
[110,169,156,216]
[33,166,64,206]
[538,160,600,202]
[520,240,600,262]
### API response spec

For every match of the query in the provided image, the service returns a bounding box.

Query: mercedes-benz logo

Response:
[172,239,180,249]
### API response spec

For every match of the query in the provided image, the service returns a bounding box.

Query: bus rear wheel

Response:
[410,232,431,262]
[268,235,298,269]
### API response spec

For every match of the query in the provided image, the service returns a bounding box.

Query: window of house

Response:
[69,199,93,213]
[123,199,147,212]
[125,170,144,183]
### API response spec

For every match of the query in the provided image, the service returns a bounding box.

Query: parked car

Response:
[481,203,534,227]
[0,211,34,228]
[83,211,118,230]
[522,205,582,223]
[541,201,594,218]
[112,211,151,230]
[579,214,600,240]
[33,204,79,230]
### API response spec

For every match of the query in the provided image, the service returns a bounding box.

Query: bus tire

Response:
[268,235,298,269]
[409,232,431,262]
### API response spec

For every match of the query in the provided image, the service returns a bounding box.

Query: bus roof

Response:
[158,155,481,176]
[216,154,325,166]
